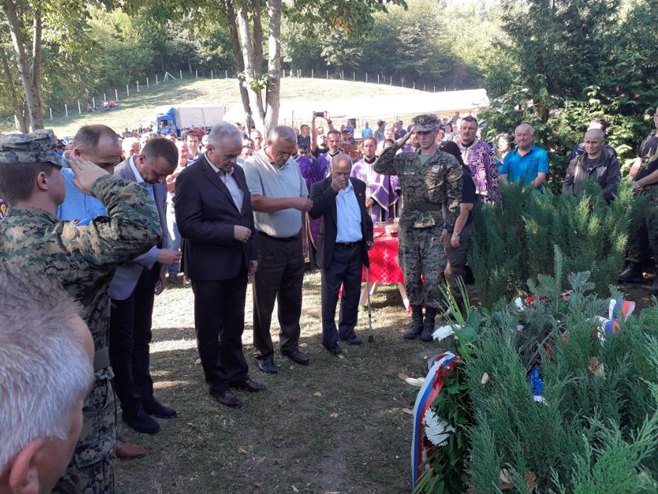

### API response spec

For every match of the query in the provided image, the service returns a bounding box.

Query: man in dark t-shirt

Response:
[618,111,658,296]
[440,141,476,320]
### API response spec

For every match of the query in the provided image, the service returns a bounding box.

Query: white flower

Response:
[432,324,456,341]
[423,408,455,447]
[405,377,425,387]
[514,297,526,312]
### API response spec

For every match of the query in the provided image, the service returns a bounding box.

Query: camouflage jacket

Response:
[373,145,463,229]
[0,175,161,379]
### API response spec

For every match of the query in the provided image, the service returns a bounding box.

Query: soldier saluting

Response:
[0,130,161,493]
[374,114,463,342]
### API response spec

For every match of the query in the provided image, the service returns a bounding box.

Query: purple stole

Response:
[351,158,399,223]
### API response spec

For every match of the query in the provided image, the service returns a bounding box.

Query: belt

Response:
[414,203,444,212]
[335,241,361,248]
[94,348,110,372]
[257,231,300,241]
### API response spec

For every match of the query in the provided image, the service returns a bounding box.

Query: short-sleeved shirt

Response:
[636,134,658,183]
[461,166,476,225]
[243,150,308,238]
[501,145,549,187]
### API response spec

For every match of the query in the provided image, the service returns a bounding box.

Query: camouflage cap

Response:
[0,129,66,167]
[411,114,440,133]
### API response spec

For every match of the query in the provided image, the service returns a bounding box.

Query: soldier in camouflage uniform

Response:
[374,114,463,342]
[619,111,658,297]
[0,130,161,494]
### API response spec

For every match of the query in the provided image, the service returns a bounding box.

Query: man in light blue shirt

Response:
[500,123,549,190]
[57,125,122,220]
[309,154,374,355]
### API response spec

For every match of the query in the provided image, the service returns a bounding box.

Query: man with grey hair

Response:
[309,154,373,355]
[175,122,264,409]
[243,126,313,374]
[500,123,549,190]
[0,264,94,494]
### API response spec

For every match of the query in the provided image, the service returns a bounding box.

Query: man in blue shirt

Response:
[57,125,122,221]
[500,123,549,190]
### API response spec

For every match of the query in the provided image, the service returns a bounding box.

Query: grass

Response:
[116,270,442,494]
[7,77,429,137]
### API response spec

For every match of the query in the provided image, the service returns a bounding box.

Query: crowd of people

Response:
[0,106,656,493]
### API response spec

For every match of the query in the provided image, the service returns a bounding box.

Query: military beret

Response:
[411,114,440,133]
[0,129,66,167]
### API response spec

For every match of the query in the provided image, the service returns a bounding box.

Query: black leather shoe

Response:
[282,348,310,365]
[209,389,242,408]
[255,356,278,374]
[323,344,342,356]
[123,410,160,435]
[143,398,177,419]
[230,377,267,392]
[618,265,644,283]
[341,335,363,345]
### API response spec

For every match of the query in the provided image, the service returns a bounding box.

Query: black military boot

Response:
[618,263,644,283]
[419,307,437,342]
[403,305,424,339]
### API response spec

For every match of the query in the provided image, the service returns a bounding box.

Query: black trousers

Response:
[253,232,305,358]
[109,266,159,418]
[192,269,249,394]
[321,244,363,349]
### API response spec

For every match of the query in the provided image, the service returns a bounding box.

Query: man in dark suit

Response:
[174,122,265,409]
[109,137,180,434]
[309,153,374,355]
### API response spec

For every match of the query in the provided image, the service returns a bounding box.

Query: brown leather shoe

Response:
[230,376,267,392]
[115,442,148,460]
[209,389,243,408]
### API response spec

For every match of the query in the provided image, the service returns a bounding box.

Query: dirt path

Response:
[115,272,437,494]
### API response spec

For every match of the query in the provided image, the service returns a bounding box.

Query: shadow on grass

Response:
[116,307,436,494]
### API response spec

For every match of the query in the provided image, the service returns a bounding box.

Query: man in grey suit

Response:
[109,138,180,434]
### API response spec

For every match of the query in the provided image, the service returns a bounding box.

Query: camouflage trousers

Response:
[398,224,447,309]
[627,187,658,272]
[444,222,473,299]
[52,377,116,494]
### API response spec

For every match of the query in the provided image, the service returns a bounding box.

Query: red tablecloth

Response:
[363,230,404,283]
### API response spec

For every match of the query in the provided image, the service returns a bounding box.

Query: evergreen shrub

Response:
[415,266,658,493]
[469,181,638,307]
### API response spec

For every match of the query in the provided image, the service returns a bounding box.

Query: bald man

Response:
[563,128,621,203]
[500,123,549,190]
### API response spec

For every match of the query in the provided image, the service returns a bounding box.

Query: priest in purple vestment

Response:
[351,137,399,223]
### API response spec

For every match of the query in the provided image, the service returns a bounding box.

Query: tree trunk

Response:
[0,46,28,132]
[263,0,282,134]
[31,4,43,114]
[236,3,266,130]
[222,0,254,130]
[234,0,282,135]
[2,0,44,131]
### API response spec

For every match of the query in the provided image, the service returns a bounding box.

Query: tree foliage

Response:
[481,0,658,181]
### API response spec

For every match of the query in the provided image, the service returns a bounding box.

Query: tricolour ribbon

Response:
[411,351,457,487]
